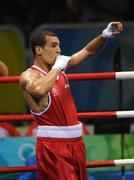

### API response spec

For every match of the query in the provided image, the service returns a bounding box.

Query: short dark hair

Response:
[30,26,58,56]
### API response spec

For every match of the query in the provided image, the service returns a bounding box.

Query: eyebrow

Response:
[50,42,60,46]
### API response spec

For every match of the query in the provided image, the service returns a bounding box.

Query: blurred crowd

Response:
[0,0,133,39]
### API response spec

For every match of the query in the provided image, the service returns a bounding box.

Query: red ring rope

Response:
[0,71,134,83]
[0,112,116,122]
[1,111,134,122]
[0,159,134,173]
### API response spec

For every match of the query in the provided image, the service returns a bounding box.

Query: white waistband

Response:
[37,123,82,138]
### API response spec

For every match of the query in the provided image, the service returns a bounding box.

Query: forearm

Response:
[41,69,59,93]
[69,35,107,68]
[85,35,107,56]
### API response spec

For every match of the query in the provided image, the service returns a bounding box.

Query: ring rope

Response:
[1,111,134,122]
[86,159,134,168]
[68,71,134,80]
[0,76,19,83]
[1,71,134,83]
[0,159,134,173]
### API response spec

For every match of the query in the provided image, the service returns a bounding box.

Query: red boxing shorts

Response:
[36,124,88,180]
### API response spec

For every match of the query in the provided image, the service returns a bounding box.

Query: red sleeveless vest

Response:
[30,65,79,126]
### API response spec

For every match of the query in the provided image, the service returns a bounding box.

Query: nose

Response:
[57,46,61,54]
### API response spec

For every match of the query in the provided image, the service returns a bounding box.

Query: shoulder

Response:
[20,68,41,81]
[19,68,40,87]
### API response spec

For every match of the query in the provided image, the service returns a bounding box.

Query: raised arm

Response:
[68,22,123,69]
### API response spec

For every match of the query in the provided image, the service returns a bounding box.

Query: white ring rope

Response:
[116,110,134,118]
[116,71,134,79]
[114,159,134,166]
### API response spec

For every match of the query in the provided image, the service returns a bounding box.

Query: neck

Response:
[34,59,51,73]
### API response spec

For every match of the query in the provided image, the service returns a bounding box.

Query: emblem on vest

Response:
[51,86,59,96]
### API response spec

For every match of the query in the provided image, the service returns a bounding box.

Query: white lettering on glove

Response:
[52,55,70,72]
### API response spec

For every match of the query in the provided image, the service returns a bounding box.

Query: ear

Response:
[35,46,42,55]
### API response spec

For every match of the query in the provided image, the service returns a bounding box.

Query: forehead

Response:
[45,35,60,45]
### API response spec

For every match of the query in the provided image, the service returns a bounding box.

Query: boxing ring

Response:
[0,71,134,174]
